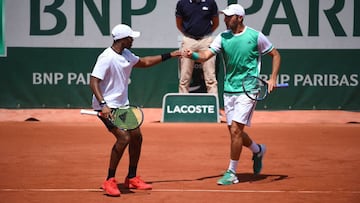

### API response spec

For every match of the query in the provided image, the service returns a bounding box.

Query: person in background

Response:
[175,0,219,94]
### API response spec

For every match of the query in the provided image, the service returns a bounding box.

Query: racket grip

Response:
[80,109,100,116]
[275,83,289,88]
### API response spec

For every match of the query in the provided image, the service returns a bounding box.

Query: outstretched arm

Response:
[182,48,216,63]
[134,50,181,68]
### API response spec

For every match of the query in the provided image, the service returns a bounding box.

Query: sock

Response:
[107,168,116,180]
[127,166,137,179]
[228,159,238,173]
[249,141,260,154]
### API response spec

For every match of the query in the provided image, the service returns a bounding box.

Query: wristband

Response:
[161,53,171,61]
[191,52,199,60]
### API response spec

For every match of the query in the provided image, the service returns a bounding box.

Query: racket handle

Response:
[80,109,100,116]
[275,83,289,88]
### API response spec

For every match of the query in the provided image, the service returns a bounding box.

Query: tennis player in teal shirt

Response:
[182,4,281,185]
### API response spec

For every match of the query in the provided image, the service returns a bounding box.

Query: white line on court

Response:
[0,189,103,192]
[153,189,360,194]
[1,188,360,194]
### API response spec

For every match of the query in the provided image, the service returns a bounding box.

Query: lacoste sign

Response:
[162,93,220,123]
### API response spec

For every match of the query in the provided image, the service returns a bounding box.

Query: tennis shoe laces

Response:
[217,170,239,185]
[252,144,266,175]
[101,177,121,197]
[125,176,152,190]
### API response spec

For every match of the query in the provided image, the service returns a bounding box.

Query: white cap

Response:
[111,24,140,40]
[221,4,245,16]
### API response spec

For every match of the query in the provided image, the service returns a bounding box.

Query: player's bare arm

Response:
[267,48,281,92]
[182,48,215,63]
[89,76,112,118]
[135,50,181,68]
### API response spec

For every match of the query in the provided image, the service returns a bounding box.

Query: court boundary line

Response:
[1,188,360,194]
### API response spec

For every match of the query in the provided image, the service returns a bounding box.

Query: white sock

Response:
[228,159,238,173]
[249,141,260,154]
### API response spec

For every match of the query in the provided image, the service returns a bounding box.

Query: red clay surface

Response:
[0,109,359,203]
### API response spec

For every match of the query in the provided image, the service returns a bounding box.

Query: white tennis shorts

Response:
[224,93,257,126]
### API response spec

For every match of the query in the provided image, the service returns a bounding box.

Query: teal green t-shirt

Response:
[210,26,273,93]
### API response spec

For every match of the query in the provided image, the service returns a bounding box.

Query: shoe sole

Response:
[217,179,239,185]
[101,183,121,196]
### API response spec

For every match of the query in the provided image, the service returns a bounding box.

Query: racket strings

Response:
[243,76,268,101]
[257,83,267,99]
[112,107,144,130]
[132,110,143,124]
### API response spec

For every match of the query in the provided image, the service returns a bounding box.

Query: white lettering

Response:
[302,75,313,86]
[294,74,304,86]
[339,75,349,86]
[291,73,358,87]
[32,72,64,85]
[32,72,42,85]
[329,74,339,86]
[350,74,359,86]
[167,105,215,114]
[313,74,323,86]
[67,72,88,85]
[279,74,290,84]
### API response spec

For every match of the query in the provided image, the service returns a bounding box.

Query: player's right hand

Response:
[182,49,193,58]
[101,106,113,120]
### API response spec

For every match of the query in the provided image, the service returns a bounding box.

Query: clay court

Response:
[0,109,359,203]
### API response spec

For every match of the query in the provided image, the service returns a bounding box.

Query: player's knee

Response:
[230,128,242,138]
[114,131,131,144]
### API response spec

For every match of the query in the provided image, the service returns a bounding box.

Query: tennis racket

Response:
[242,75,288,101]
[80,105,144,130]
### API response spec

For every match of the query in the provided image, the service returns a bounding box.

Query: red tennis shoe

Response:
[101,178,121,197]
[124,176,152,190]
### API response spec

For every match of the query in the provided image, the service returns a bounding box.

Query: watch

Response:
[99,100,107,107]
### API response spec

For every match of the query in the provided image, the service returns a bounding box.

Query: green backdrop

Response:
[0,47,359,110]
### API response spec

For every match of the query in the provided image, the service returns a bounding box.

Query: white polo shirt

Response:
[91,47,139,110]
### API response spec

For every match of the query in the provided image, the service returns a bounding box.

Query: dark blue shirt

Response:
[176,0,218,38]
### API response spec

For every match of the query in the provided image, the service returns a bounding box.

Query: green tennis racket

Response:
[80,105,144,130]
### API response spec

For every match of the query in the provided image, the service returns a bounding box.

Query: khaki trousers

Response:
[179,36,218,94]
